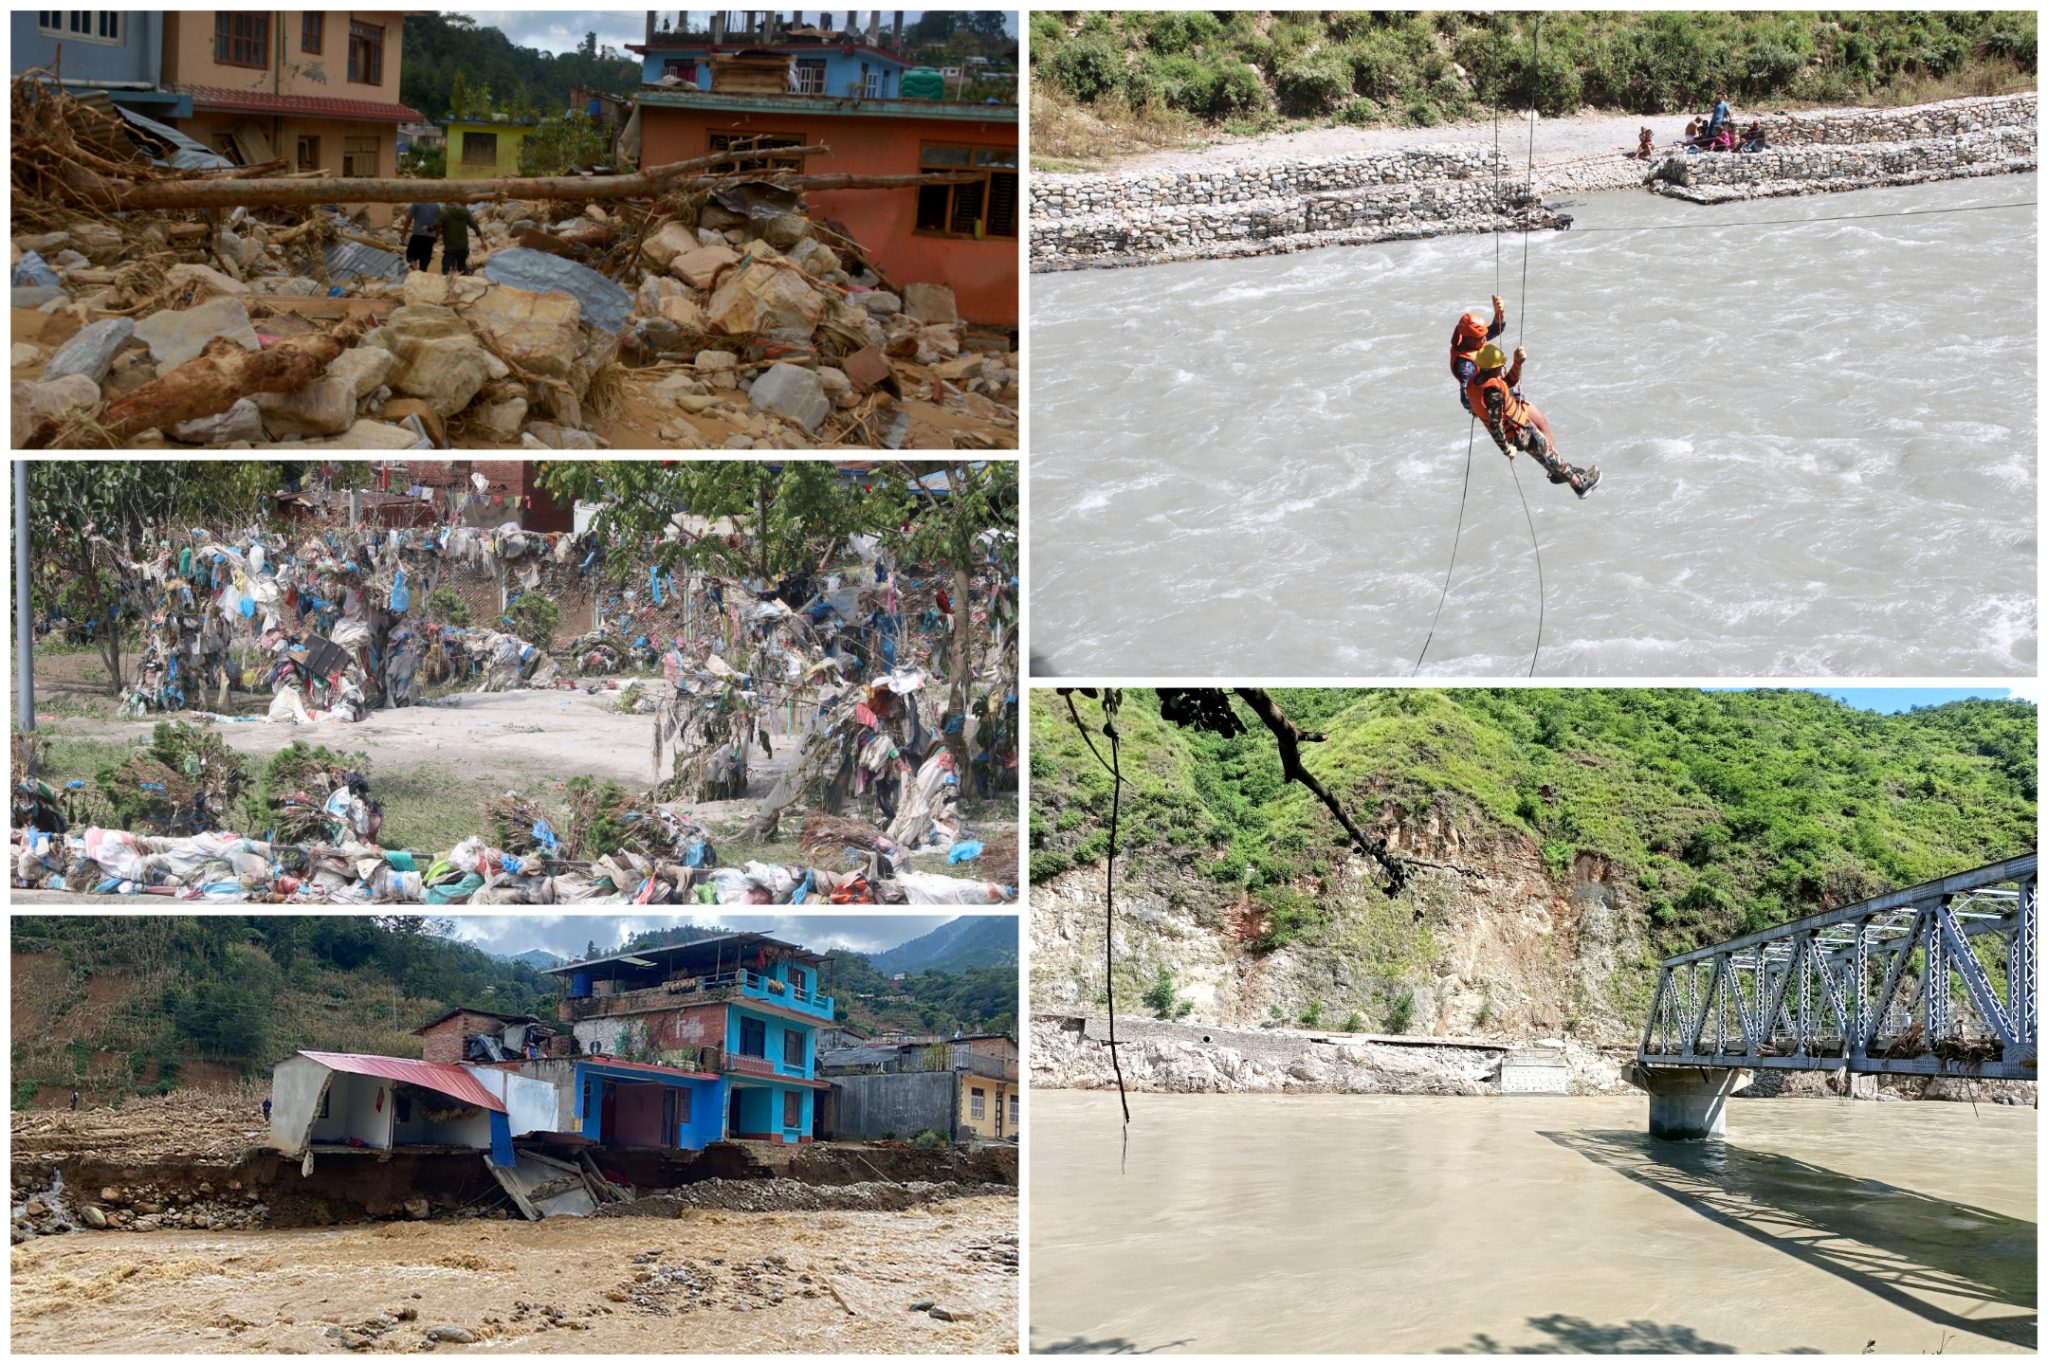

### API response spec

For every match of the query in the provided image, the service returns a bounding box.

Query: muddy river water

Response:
[9,1197,1017,1353]
[1029,174,2038,677]
[1030,1092,2034,1354]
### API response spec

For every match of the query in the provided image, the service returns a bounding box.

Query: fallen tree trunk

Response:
[52,146,832,211]
[24,316,373,448]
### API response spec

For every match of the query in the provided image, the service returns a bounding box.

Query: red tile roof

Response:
[176,85,424,124]
[299,1051,506,1112]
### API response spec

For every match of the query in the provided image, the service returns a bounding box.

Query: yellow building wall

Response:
[955,1075,1016,1141]
[445,124,529,179]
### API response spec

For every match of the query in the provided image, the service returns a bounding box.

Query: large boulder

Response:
[481,248,630,335]
[367,305,493,417]
[658,295,706,331]
[463,283,582,381]
[747,362,829,434]
[640,221,699,270]
[256,375,357,438]
[671,244,739,291]
[705,261,825,336]
[402,272,489,308]
[133,297,259,371]
[325,345,398,400]
[166,263,249,297]
[42,318,134,384]
[902,282,958,325]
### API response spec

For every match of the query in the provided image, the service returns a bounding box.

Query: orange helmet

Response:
[1452,311,1490,346]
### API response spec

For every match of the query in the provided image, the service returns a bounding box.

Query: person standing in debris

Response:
[404,202,441,272]
[262,1097,272,1123]
[438,203,480,276]
[69,1088,79,1111]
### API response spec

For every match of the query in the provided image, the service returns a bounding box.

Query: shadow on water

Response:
[1439,1313,1823,1354]
[1544,1129,2037,1349]
[1036,1336,1195,1354]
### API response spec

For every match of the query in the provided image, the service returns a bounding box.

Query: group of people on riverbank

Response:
[1631,94,1768,159]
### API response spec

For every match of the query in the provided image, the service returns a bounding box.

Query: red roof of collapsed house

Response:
[299,1051,506,1112]
[176,85,426,123]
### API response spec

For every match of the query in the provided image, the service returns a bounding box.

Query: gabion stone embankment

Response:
[1030,93,2040,270]
[1650,124,2036,204]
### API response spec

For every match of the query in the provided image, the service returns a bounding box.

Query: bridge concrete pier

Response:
[1625,1062,1753,1140]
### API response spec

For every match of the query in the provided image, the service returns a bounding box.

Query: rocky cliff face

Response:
[1031,797,1653,1052]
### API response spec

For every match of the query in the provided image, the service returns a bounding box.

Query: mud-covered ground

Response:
[10,1196,1018,1354]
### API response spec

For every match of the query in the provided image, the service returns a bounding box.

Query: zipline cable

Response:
[1415,10,1503,677]
[1566,199,2036,233]
[1413,422,1476,676]
[1515,14,1545,677]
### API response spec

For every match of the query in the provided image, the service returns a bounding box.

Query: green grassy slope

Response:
[1032,689,2037,962]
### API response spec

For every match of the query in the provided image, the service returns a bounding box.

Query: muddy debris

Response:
[597,1177,1009,1216]
[12,74,1015,451]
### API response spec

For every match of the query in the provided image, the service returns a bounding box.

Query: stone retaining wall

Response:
[1031,93,2040,270]
[1760,91,2035,145]
[1651,124,2036,204]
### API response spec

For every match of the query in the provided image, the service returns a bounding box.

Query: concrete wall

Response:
[446,122,530,179]
[639,105,1019,324]
[390,1094,492,1148]
[462,1067,558,1138]
[829,1070,956,1141]
[269,1055,329,1153]
[730,1082,813,1142]
[571,1001,726,1067]
[13,11,160,85]
[163,11,408,103]
[307,1073,395,1149]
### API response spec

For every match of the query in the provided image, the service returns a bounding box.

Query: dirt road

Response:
[9,1197,1018,1353]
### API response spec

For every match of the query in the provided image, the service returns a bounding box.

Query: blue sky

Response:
[442,913,1009,961]
[456,11,1015,58]
[1812,687,2035,713]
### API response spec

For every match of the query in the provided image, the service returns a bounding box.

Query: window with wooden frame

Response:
[781,1090,802,1128]
[782,1029,805,1070]
[791,58,826,94]
[341,136,379,177]
[38,11,123,43]
[1007,1092,1018,1125]
[662,58,698,83]
[301,14,323,54]
[296,135,320,172]
[347,20,384,85]
[914,144,1018,241]
[707,131,805,174]
[460,131,498,167]
[739,1016,766,1058]
[969,1086,986,1120]
[214,13,269,69]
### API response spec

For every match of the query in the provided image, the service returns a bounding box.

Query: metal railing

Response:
[1639,855,2036,1079]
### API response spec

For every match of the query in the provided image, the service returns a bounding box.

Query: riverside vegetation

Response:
[1029,689,2036,1042]
[1031,10,2040,166]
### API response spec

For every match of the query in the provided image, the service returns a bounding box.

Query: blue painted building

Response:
[547,933,834,1147]
[629,35,909,100]
[10,10,190,116]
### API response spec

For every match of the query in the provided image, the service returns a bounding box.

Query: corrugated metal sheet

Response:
[299,1051,506,1112]
[324,238,408,285]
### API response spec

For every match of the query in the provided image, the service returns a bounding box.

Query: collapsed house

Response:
[12,58,1018,451]
[264,932,847,1217]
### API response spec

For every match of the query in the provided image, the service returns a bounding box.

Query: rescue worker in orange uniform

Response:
[1463,342,1600,498]
[1449,295,1507,414]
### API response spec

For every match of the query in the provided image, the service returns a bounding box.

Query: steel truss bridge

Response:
[1640,854,2037,1081]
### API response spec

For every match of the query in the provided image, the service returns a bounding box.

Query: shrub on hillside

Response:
[1027,11,1065,62]
[1275,47,1350,117]
[1050,31,1124,103]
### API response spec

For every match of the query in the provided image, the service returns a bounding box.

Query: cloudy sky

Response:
[456,11,1015,58]
[440,912,1007,961]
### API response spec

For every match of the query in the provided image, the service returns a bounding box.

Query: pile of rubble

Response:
[11,74,1016,451]
[13,1176,268,1242]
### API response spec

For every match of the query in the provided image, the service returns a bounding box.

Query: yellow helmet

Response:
[1475,343,1507,370]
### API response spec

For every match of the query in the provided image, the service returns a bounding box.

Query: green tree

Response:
[22,461,280,695]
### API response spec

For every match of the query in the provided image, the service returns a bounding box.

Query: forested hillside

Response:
[10,917,551,1106]
[401,15,640,122]
[1030,690,2034,1039]
[1030,10,2038,162]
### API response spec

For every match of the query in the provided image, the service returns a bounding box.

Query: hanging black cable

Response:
[1413,422,1475,675]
